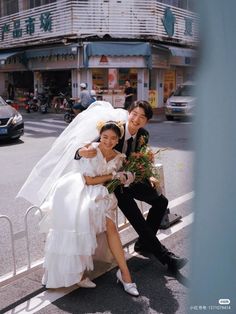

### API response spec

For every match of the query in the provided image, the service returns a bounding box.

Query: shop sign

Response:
[152,54,168,68]
[184,17,193,36]
[162,7,175,37]
[161,7,193,38]
[100,55,109,63]
[1,11,52,41]
[164,70,176,102]
[113,94,125,108]
[108,69,118,89]
[148,90,158,108]
[89,56,146,68]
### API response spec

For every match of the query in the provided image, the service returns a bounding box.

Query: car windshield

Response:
[173,85,194,97]
[0,96,7,106]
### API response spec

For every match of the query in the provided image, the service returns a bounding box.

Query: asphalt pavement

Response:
[0,224,191,314]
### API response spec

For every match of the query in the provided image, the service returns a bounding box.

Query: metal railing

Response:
[0,164,165,287]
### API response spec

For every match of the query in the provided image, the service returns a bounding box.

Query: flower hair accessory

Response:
[96,120,125,138]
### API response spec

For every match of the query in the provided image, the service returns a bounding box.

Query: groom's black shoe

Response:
[134,240,150,255]
[164,252,188,272]
[134,241,188,271]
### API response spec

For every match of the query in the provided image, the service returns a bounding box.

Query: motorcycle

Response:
[38,93,50,114]
[63,95,75,123]
[24,94,39,113]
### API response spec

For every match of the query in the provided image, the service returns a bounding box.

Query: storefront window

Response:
[164,70,176,102]
[119,68,137,97]
[91,68,137,108]
[12,71,34,99]
[92,68,108,90]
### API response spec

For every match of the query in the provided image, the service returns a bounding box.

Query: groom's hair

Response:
[128,100,153,120]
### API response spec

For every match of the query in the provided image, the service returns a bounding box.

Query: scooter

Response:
[38,93,50,114]
[64,106,75,123]
[63,97,75,123]
[24,94,39,113]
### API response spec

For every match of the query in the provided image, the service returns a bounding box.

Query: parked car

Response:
[0,96,24,140]
[165,81,196,120]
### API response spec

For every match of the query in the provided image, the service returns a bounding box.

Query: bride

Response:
[17,102,139,296]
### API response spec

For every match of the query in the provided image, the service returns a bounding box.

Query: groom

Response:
[75,100,187,272]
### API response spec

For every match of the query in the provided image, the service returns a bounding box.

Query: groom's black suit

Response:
[113,124,169,264]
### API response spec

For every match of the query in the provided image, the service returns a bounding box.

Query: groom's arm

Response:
[74,144,97,160]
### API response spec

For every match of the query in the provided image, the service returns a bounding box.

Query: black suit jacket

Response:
[114,124,149,154]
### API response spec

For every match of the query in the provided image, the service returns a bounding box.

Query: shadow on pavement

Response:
[52,256,187,314]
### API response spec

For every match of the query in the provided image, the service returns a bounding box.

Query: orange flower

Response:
[105,144,160,193]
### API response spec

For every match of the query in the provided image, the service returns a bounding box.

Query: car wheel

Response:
[166,115,173,121]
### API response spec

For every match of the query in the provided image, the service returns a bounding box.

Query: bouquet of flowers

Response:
[105,143,160,193]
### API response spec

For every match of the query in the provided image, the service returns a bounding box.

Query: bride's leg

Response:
[105,217,132,283]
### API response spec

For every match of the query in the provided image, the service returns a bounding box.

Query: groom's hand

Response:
[78,146,97,158]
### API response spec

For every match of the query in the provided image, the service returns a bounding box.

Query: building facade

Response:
[0,0,198,109]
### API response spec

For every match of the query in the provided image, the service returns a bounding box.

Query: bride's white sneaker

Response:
[116,269,139,297]
[77,277,96,288]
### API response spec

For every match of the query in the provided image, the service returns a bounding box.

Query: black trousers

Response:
[114,180,168,264]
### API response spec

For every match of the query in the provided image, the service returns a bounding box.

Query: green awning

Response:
[161,45,197,58]
[26,45,79,59]
[84,42,152,68]
[0,51,23,64]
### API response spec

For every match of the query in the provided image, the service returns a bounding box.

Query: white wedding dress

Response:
[39,142,124,288]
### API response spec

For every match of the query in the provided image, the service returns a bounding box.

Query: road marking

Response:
[169,191,194,209]
[158,212,194,241]
[23,121,66,135]
[4,191,194,314]
[24,121,66,129]
[163,120,192,124]
[24,127,55,134]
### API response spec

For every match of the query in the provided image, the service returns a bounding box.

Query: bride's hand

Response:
[79,146,97,158]
[113,171,128,185]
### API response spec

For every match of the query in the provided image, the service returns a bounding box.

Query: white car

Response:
[165,82,196,120]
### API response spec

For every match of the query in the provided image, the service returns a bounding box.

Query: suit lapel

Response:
[114,125,149,153]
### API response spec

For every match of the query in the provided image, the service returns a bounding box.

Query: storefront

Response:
[89,67,137,107]
[80,42,152,108]
[0,44,79,103]
[0,42,196,109]
[161,45,197,101]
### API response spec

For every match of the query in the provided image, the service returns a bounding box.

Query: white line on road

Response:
[169,191,194,209]
[158,212,194,241]
[5,191,194,314]
[24,127,55,134]
[24,121,66,129]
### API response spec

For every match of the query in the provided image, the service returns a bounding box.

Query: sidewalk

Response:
[0,223,191,314]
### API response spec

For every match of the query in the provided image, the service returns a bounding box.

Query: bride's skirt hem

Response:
[42,270,84,289]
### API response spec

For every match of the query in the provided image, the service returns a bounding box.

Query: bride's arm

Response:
[84,171,128,186]
[84,174,113,185]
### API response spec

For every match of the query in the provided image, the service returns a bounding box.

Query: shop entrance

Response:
[11,71,34,99]
[163,70,176,102]
[41,70,71,96]
[91,68,137,107]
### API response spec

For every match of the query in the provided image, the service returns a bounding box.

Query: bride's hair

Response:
[98,121,124,139]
